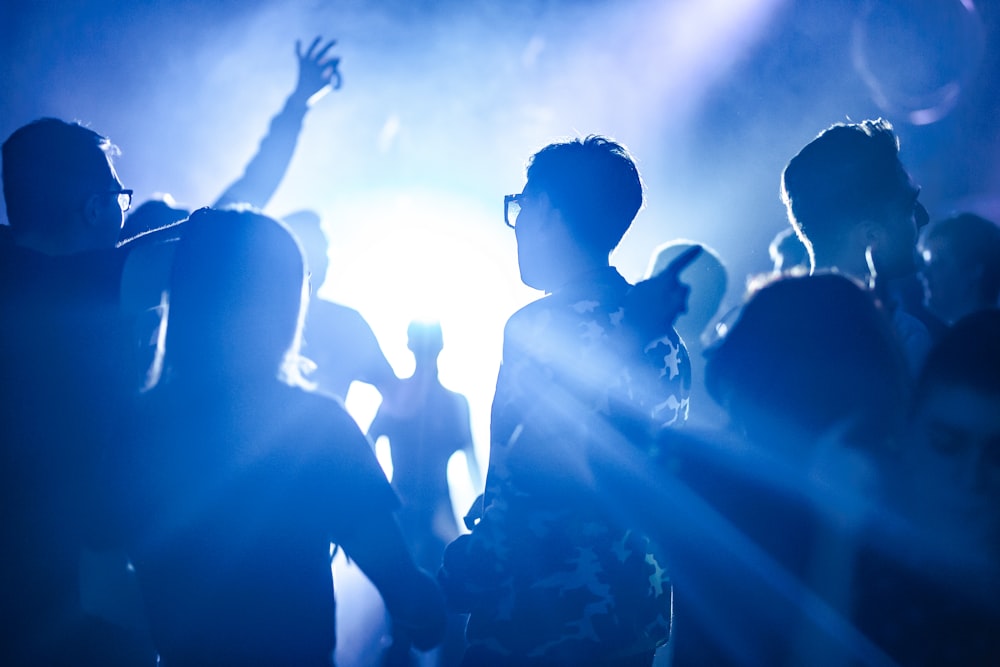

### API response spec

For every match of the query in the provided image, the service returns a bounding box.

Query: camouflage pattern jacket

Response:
[441,266,690,666]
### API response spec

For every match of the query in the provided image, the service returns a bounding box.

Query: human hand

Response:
[625,244,702,343]
[293,36,341,106]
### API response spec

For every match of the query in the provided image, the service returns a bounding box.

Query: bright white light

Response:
[373,435,393,482]
[447,450,479,528]
[321,187,537,476]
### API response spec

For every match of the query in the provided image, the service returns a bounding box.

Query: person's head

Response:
[646,240,727,347]
[768,226,810,274]
[903,309,1000,568]
[282,209,329,292]
[507,135,643,291]
[2,117,129,253]
[705,272,910,454]
[163,207,307,384]
[407,319,444,364]
[780,118,923,281]
[918,212,1000,324]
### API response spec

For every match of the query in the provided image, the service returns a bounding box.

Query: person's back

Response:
[0,236,143,665]
[369,320,479,556]
[283,209,397,403]
[0,118,154,665]
[379,381,471,523]
[440,136,689,666]
[123,379,402,665]
[672,272,912,665]
[114,208,445,666]
[368,320,480,667]
[303,298,397,401]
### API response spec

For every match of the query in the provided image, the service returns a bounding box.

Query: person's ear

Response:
[860,219,883,248]
[538,194,566,235]
[82,192,103,227]
[547,206,566,234]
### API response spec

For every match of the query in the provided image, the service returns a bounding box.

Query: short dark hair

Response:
[526,135,643,255]
[705,272,910,450]
[2,118,117,237]
[921,212,1000,305]
[165,207,307,381]
[780,119,908,263]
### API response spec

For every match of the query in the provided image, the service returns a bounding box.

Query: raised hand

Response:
[293,36,342,107]
[625,244,702,343]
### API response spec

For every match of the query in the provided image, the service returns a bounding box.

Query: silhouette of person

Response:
[646,240,727,430]
[658,272,911,666]
[705,272,910,455]
[112,208,446,666]
[0,118,156,665]
[918,212,1000,325]
[368,319,481,667]
[856,309,1000,665]
[119,37,352,395]
[780,118,932,372]
[120,35,342,241]
[438,136,690,667]
[283,209,398,403]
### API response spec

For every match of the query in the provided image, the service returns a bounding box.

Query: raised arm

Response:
[213,36,341,210]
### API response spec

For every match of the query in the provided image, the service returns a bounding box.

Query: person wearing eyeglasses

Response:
[0,117,156,665]
[439,135,691,667]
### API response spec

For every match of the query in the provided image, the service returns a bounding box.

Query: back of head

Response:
[2,118,115,239]
[526,135,643,256]
[780,119,907,265]
[164,207,306,382]
[407,319,444,360]
[705,272,909,450]
[647,240,728,344]
[122,196,190,241]
[768,226,810,274]
[920,212,1000,306]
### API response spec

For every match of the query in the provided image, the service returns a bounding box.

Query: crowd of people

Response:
[2,33,999,667]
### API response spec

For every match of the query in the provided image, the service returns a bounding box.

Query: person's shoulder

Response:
[505,293,553,329]
[280,382,361,431]
[309,298,375,333]
[118,219,185,248]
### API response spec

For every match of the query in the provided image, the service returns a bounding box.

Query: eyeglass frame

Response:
[504,193,524,229]
[109,188,134,212]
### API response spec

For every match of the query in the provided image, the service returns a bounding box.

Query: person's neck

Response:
[410,358,440,382]
[812,249,873,287]
[548,254,611,293]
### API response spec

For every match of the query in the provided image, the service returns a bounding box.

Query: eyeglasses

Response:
[504,193,523,229]
[110,188,134,212]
